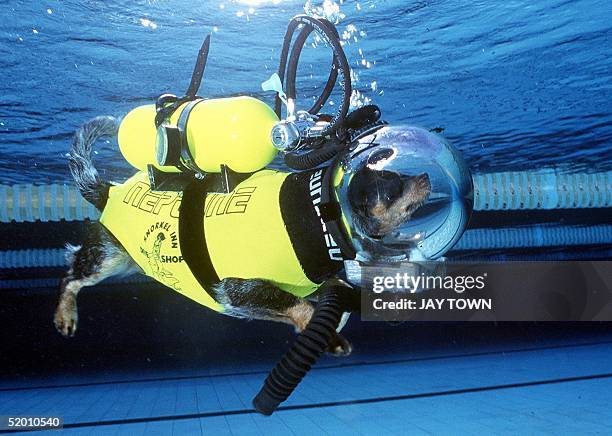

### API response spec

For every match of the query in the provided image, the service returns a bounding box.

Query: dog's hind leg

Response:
[213,278,352,356]
[54,224,138,337]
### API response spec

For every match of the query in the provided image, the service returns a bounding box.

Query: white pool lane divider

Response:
[472,170,611,210]
[0,169,610,270]
[0,183,99,223]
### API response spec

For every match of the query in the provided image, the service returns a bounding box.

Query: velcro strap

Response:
[179,176,220,293]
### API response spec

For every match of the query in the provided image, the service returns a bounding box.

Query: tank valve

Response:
[270,111,326,151]
[271,120,304,151]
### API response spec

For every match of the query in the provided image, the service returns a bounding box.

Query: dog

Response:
[54,116,431,355]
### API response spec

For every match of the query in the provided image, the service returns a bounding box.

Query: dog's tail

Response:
[69,116,119,211]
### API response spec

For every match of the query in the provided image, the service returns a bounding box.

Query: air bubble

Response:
[139,18,158,29]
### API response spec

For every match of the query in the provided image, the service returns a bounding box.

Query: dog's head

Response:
[348,166,431,239]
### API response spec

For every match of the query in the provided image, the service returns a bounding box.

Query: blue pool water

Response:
[1,0,611,184]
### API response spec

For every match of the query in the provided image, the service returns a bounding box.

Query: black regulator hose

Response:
[275,16,312,117]
[274,14,352,137]
[252,283,345,416]
[284,138,347,171]
[286,15,352,138]
[287,20,341,116]
[275,15,336,116]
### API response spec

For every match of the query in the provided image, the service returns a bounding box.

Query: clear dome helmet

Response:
[333,125,473,261]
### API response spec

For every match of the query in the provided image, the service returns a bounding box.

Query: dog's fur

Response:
[54,116,431,355]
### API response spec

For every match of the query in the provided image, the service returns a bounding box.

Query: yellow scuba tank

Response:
[118,96,279,174]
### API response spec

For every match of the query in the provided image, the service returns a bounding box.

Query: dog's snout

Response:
[416,173,431,191]
[403,173,431,196]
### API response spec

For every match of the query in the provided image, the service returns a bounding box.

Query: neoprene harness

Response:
[100,167,354,312]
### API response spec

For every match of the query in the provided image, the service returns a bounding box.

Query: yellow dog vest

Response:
[100,169,343,312]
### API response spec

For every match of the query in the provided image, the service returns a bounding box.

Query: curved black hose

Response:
[252,285,344,416]
[274,19,301,117]
[284,138,347,170]
[274,16,351,127]
[284,15,351,138]
[286,20,340,116]
[310,62,339,115]
[274,16,334,116]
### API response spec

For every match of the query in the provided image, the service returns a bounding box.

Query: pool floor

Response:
[2,336,612,434]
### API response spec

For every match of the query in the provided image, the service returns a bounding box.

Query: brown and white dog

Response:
[54,116,431,355]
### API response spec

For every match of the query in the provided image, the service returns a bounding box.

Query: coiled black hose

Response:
[277,15,353,171]
[286,19,342,116]
[252,284,344,416]
[275,15,352,138]
[275,16,336,117]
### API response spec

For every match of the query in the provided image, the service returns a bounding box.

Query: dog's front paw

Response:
[326,333,353,357]
[54,295,78,337]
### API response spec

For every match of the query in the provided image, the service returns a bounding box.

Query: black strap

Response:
[179,176,220,294]
[279,170,344,283]
[186,34,211,98]
[154,33,210,128]
[155,96,188,128]
[176,99,205,174]
[320,164,356,260]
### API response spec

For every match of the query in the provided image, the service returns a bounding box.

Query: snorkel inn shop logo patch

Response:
[139,221,183,291]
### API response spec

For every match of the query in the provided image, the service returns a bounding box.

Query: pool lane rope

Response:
[0,183,99,223]
[0,169,610,271]
[1,169,610,224]
[0,169,612,223]
[472,169,611,210]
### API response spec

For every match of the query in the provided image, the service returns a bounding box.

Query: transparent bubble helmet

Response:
[333,125,473,260]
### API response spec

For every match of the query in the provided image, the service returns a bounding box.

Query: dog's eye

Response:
[380,183,402,205]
